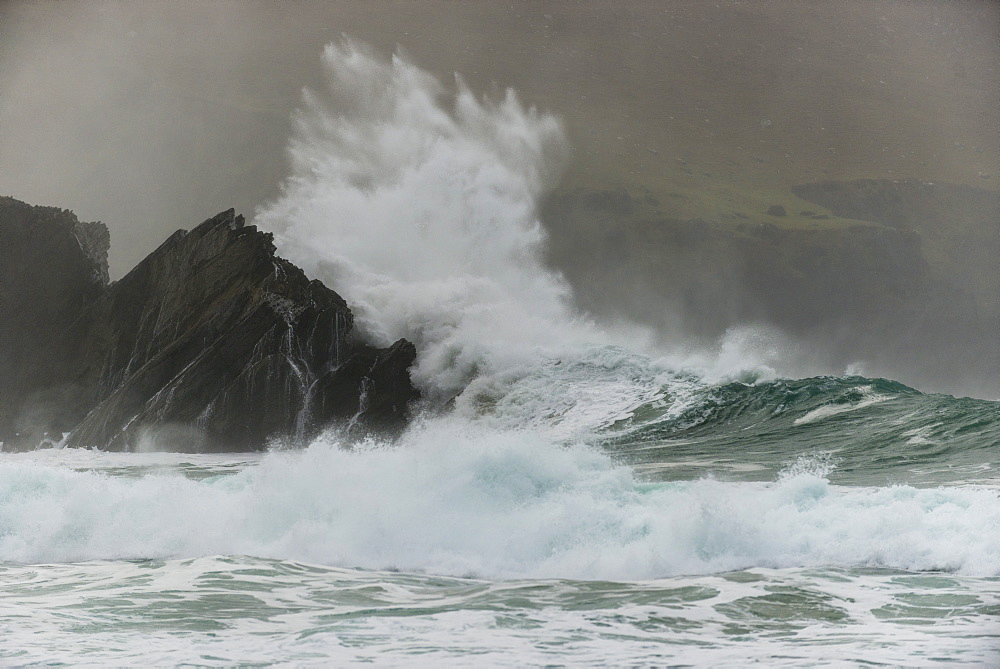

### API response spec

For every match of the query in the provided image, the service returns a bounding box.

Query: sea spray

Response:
[255,39,598,403]
[254,40,807,422]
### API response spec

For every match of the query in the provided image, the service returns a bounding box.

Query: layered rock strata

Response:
[0,199,418,451]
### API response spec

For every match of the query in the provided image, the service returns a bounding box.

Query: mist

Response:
[2,0,997,398]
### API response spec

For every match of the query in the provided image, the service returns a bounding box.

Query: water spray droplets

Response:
[256,39,587,402]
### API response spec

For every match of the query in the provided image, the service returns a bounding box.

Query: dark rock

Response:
[0,197,110,449]
[766,204,787,216]
[312,338,419,439]
[0,201,418,451]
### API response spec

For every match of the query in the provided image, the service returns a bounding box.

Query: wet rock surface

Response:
[0,200,418,451]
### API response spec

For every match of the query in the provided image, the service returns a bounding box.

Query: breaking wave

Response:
[2,433,998,579]
[255,39,609,404]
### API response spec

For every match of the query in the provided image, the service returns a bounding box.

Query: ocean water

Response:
[3,40,999,665]
[3,369,999,665]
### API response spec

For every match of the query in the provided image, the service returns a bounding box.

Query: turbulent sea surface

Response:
[3,41,999,665]
[3,363,999,665]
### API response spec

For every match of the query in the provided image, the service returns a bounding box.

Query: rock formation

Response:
[0,199,418,451]
[541,180,999,398]
[0,197,110,449]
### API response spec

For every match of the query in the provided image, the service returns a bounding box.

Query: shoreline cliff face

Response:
[0,197,110,449]
[542,179,999,399]
[0,199,418,452]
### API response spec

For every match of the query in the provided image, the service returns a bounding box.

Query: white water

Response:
[793,385,893,425]
[2,438,998,579]
[255,39,610,403]
[3,555,999,666]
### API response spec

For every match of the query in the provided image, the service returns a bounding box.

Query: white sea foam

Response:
[793,385,892,425]
[2,433,997,579]
[3,557,999,666]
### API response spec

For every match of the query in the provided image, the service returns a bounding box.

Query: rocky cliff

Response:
[542,180,999,398]
[792,179,1000,316]
[0,197,110,448]
[0,199,418,451]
